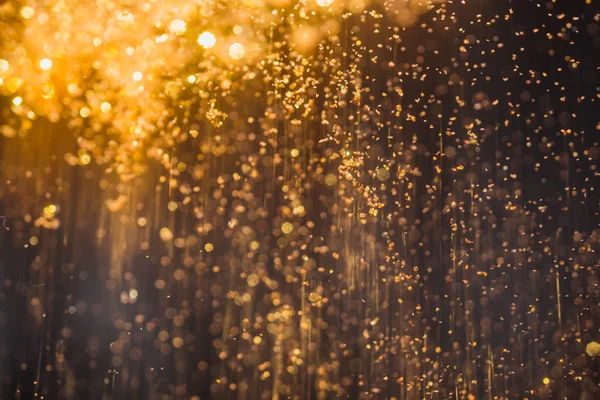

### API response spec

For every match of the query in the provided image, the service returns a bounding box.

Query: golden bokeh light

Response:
[316,0,335,6]
[39,58,52,71]
[0,0,598,398]
[228,43,246,60]
[197,31,217,49]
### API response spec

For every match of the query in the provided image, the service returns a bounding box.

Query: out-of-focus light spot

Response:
[40,58,52,71]
[292,26,320,53]
[325,173,337,186]
[281,222,293,234]
[247,274,259,287]
[0,59,9,73]
[13,97,23,106]
[6,77,22,92]
[197,31,216,49]
[586,341,600,357]
[233,25,244,35]
[188,75,196,83]
[308,292,320,303]
[229,43,246,60]
[160,227,173,241]
[41,84,55,99]
[117,11,134,26]
[543,377,550,385]
[20,6,35,19]
[80,107,90,118]
[132,71,143,81]
[169,19,187,35]
[204,243,214,252]
[316,0,335,6]
[100,102,111,113]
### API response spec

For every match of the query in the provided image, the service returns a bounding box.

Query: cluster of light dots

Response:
[0,0,599,399]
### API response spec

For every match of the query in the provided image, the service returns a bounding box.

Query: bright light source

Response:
[197,31,216,49]
[229,43,245,60]
[40,58,52,71]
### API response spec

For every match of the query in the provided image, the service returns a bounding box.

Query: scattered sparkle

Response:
[0,0,598,398]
